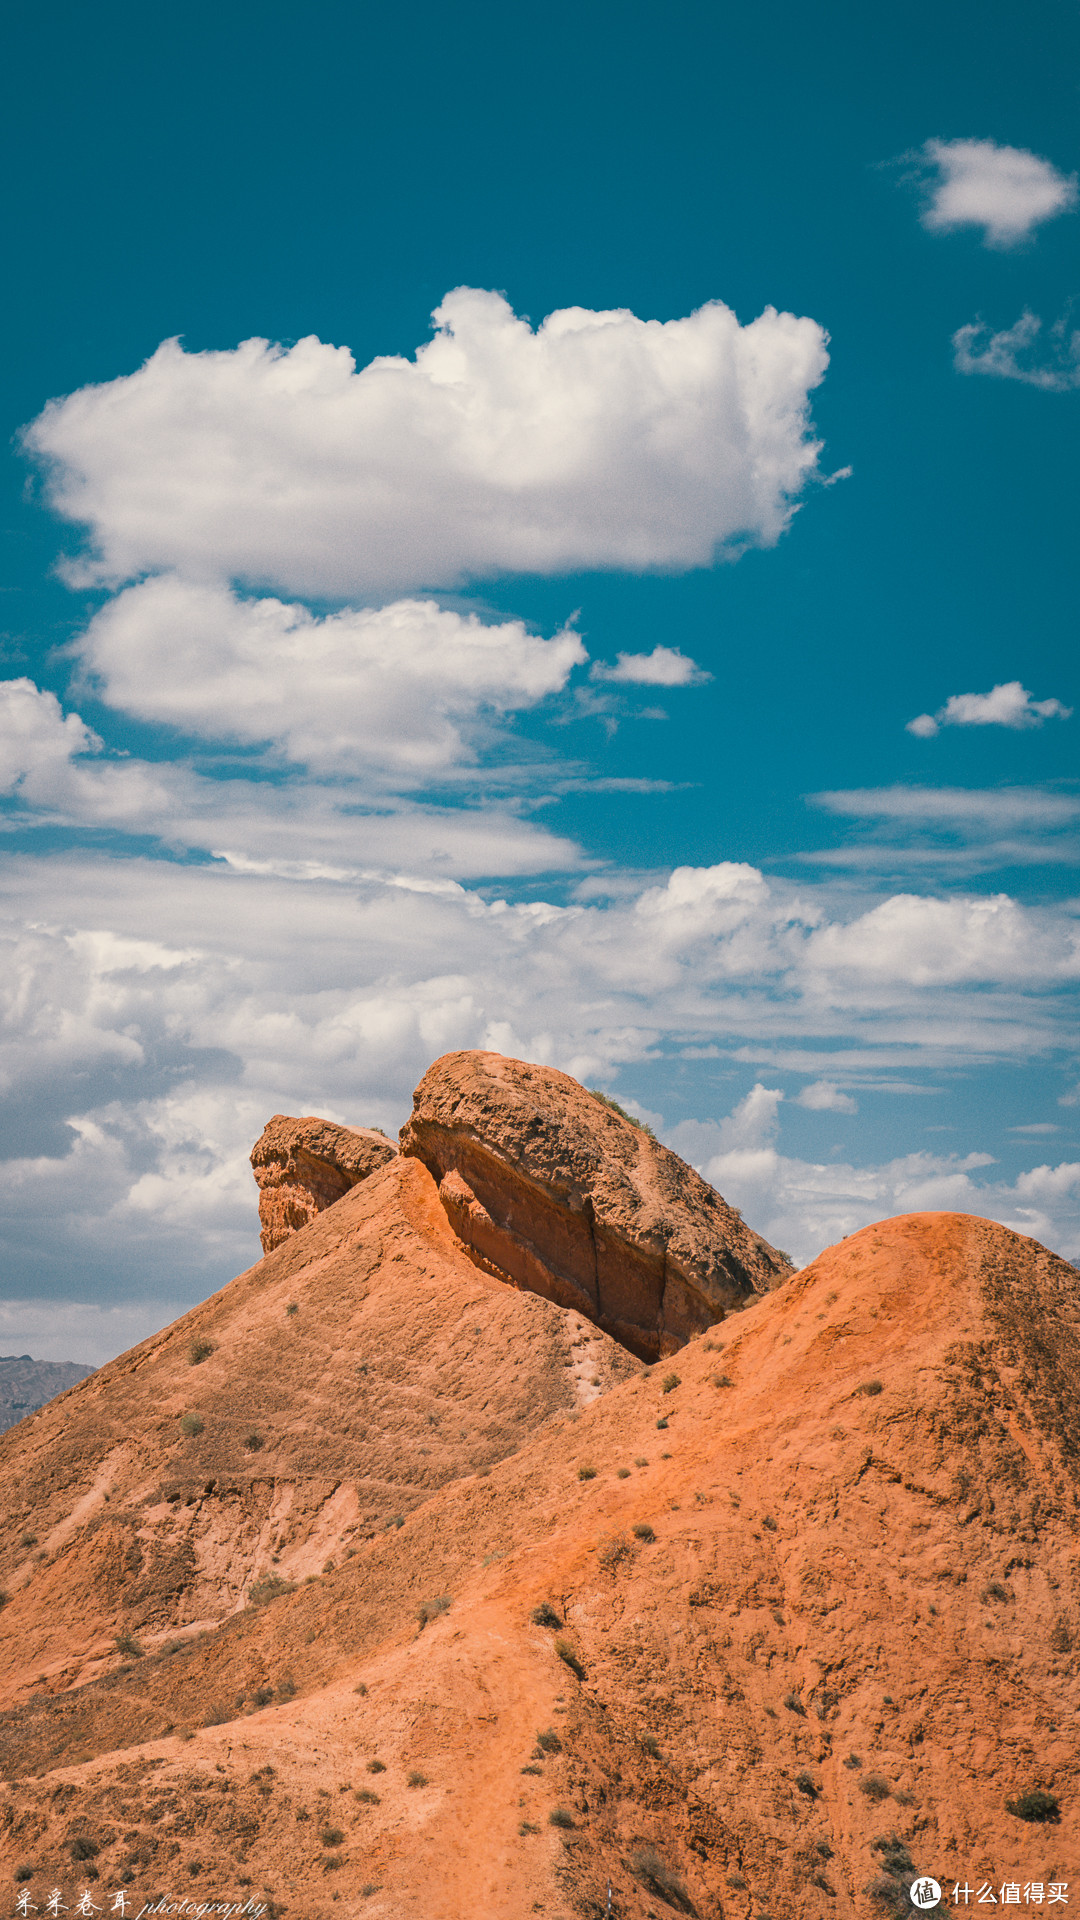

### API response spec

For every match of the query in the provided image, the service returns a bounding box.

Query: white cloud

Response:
[77,578,585,779]
[589,646,710,686]
[0,678,174,823]
[907,682,1072,738]
[0,675,583,879]
[25,289,830,598]
[952,310,1080,391]
[668,1086,1079,1267]
[795,1080,858,1113]
[802,784,1080,878]
[915,138,1077,247]
[804,892,1080,987]
[0,852,1077,1350]
[812,786,1080,828]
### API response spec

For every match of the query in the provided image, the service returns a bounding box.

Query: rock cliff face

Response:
[400,1050,792,1357]
[250,1112,397,1252]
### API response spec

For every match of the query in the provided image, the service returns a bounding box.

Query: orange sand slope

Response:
[0,1206,1077,1915]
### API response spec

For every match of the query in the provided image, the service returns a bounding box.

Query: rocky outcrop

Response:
[250,1112,397,1252]
[400,1050,793,1357]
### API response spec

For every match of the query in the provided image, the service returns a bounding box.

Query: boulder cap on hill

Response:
[250,1111,397,1252]
[400,1049,793,1357]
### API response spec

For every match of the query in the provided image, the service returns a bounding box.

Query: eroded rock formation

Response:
[250,1112,397,1252]
[400,1049,793,1357]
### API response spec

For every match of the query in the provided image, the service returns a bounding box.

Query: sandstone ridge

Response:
[400,1049,793,1357]
[0,1211,1077,1916]
[250,1111,397,1253]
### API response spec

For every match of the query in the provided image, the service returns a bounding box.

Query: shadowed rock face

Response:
[400,1050,793,1358]
[250,1112,397,1252]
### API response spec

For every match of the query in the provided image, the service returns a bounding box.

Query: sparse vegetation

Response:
[660,1372,680,1393]
[249,1573,295,1606]
[843,1754,862,1768]
[69,1836,100,1862]
[628,1846,695,1914]
[407,1770,429,1788]
[656,1416,669,1430]
[634,1456,649,1467]
[641,1734,661,1758]
[855,1380,884,1397]
[535,1728,562,1754]
[982,1581,1009,1603]
[617,1466,631,1478]
[794,1770,819,1798]
[633,1523,656,1543]
[872,1838,914,1876]
[1005,1788,1060,1822]
[519,1821,540,1835]
[19,1534,37,1550]
[554,1636,585,1679]
[520,1765,542,1776]
[596,1530,633,1570]
[860,1774,891,1802]
[530,1602,562,1628]
[587,1090,654,1136]
[114,1632,144,1658]
[286,1302,299,1315]
[251,1685,275,1708]
[179,1411,204,1437]
[322,1855,343,1871]
[188,1338,215,1366]
[14,1866,34,1883]
[548,1807,575,1829]
[366,1759,386,1774]
[243,1431,264,1452]
[577,1465,597,1481]
[416,1594,451,1628]
[762,1515,778,1532]
[713,1374,734,1388]
[355,1790,380,1806]
[783,1692,805,1716]
[1050,1620,1072,1652]
[319,1827,345,1847]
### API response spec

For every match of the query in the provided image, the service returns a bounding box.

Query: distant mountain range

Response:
[0,1353,95,1433]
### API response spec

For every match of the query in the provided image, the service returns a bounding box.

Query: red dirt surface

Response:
[1,1206,1077,1918]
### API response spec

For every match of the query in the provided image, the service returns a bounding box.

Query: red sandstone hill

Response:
[0,1058,1077,1919]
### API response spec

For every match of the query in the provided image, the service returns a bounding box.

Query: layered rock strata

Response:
[400,1049,793,1357]
[250,1111,397,1252]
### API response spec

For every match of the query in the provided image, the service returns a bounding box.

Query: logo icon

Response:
[910,1881,942,1911]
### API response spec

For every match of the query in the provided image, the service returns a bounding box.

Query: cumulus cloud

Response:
[907,681,1072,738]
[25,288,829,598]
[952,310,1080,391]
[795,1080,858,1113]
[76,578,585,779]
[0,678,175,823]
[804,892,1080,987]
[589,646,710,686]
[914,138,1077,247]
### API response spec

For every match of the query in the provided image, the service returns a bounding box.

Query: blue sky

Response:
[1,0,1077,1360]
